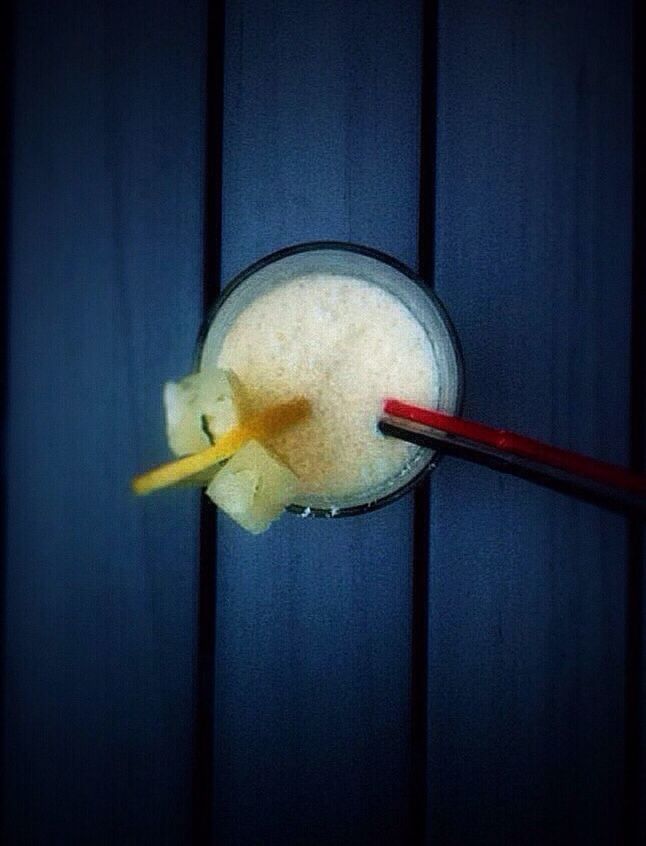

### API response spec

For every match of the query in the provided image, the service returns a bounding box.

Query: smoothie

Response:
[208,273,436,505]
[133,245,461,533]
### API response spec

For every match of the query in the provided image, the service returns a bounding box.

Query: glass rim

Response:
[194,240,465,518]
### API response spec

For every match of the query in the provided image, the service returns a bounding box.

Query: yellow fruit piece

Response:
[132,396,310,496]
[164,368,247,456]
[206,439,302,534]
[202,369,249,439]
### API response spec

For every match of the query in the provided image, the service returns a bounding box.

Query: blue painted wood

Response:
[632,9,646,840]
[214,1,422,842]
[641,527,646,841]
[2,2,205,842]
[428,1,632,843]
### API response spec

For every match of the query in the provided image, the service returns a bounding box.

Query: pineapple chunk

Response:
[206,440,301,534]
[163,375,206,456]
[163,368,246,457]
[202,368,248,439]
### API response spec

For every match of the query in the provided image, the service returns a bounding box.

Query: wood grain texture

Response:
[427,1,632,843]
[3,2,205,842]
[213,1,422,842]
[631,5,646,840]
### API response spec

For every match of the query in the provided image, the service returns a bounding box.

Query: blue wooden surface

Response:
[428,1,633,843]
[632,7,646,838]
[213,1,422,842]
[3,1,206,842]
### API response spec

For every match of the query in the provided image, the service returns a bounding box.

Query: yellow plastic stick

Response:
[132,396,310,495]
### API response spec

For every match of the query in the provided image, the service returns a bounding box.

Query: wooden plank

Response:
[213,1,422,842]
[427,1,632,843]
[2,2,206,842]
[631,3,646,840]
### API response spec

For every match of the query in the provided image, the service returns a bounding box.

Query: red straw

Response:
[383,399,646,495]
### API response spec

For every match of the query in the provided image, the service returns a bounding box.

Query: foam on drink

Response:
[212,273,437,505]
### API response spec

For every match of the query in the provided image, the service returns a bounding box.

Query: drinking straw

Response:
[380,399,646,516]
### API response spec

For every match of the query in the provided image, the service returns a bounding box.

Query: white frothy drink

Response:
[212,273,436,505]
